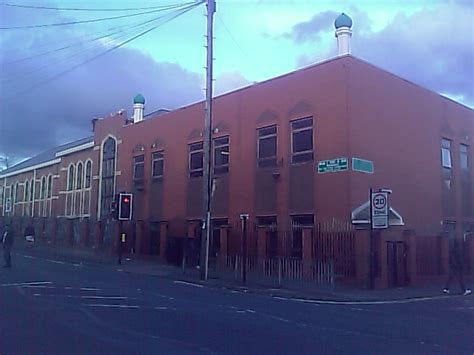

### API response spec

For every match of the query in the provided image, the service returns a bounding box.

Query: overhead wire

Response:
[0,2,196,30]
[0,1,195,12]
[3,1,204,101]
[1,13,175,83]
[3,10,182,66]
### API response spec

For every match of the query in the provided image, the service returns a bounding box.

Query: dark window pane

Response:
[292,152,313,163]
[134,164,144,180]
[214,165,229,174]
[259,136,276,159]
[191,151,203,170]
[152,152,163,160]
[190,170,203,177]
[76,164,83,189]
[190,142,203,151]
[152,159,164,177]
[292,117,313,130]
[214,136,229,146]
[293,129,313,153]
[215,146,229,166]
[258,125,276,137]
[134,155,145,163]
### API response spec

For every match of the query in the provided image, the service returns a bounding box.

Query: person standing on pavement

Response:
[443,240,471,295]
[2,224,14,268]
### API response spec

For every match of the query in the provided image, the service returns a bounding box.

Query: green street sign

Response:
[318,158,348,173]
[352,158,374,174]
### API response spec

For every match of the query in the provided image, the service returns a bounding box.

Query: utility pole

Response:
[200,0,216,281]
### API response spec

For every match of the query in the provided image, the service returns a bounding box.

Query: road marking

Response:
[86,304,140,309]
[21,255,39,259]
[1,281,52,287]
[291,295,452,305]
[173,280,204,288]
[80,287,100,291]
[154,306,168,310]
[46,259,67,265]
[81,296,127,300]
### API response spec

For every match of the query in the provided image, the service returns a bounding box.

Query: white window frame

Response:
[441,139,452,169]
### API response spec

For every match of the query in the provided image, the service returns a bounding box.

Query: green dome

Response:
[133,94,145,104]
[334,13,352,29]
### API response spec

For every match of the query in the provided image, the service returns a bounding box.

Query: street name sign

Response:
[318,158,348,173]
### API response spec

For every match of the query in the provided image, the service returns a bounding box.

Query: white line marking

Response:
[292,295,451,305]
[46,259,67,265]
[173,280,204,288]
[80,287,100,291]
[81,296,127,300]
[21,255,38,259]
[1,281,52,287]
[154,307,168,310]
[86,304,140,309]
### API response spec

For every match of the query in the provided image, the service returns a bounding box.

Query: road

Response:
[1,253,473,355]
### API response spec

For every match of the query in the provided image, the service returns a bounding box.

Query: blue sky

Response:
[0,0,473,166]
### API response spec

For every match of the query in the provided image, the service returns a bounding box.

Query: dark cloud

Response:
[0,4,204,163]
[287,4,474,107]
[283,11,338,43]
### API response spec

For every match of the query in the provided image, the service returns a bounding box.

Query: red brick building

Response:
[1,16,473,288]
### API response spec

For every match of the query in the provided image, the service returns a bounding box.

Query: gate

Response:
[387,241,407,287]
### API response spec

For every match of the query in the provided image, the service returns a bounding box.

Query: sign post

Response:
[369,189,390,289]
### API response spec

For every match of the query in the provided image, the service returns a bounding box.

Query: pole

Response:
[240,214,249,285]
[200,0,216,281]
[369,188,374,289]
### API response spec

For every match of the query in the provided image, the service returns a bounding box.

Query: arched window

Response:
[12,182,18,204]
[25,180,29,201]
[85,160,92,188]
[100,137,116,218]
[47,175,53,198]
[76,162,83,190]
[40,176,46,199]
[30,179,34,201]
[68,164,75,191]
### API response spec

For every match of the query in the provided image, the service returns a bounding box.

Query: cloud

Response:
[0,5,204,162]
[282,11,338,44]
[215,71,251,95]
[286,3,474,107]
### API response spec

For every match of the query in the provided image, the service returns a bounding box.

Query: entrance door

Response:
[149,222,161,255]
[387,241,407,287]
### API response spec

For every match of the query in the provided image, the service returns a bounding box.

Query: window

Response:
[291,214,314,258]
[441,139,452,168]
[85,161,92,188]
[47,175,53,198]
[24,180,29,201]
[257,125,277,168]
[29,179,34,201]
[291,117,313,163]
[76,162,83,190]
[12,183,17,204]
[40,176,46,199]
[133,155,145,180]
[460,144,469,170]
[101,137,116,218]
[214,136,229,174]
[189,142,204,177]
[68,164,75,191]
[152,152,164,179]
[15,182,19,203]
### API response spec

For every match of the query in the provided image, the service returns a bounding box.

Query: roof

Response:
[0,136,93,178]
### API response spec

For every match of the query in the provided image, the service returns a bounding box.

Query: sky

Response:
[0,0,473,168]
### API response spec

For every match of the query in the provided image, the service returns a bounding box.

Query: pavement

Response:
[12,239,473,302]
[1,244,473,354]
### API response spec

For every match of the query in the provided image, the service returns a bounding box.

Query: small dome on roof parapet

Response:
[133,94,145,104]
[334,13,352,29]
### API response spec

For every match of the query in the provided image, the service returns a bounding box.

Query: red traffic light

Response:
[123,197,130,203]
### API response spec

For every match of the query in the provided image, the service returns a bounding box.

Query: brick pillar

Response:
[51,218,57,245]
[80,221,89,247]
[441,236,449,276]
[94,221,103,250]
[354,230,370,287]
[135,221,143,255]
[302,227,313,276]
[378,233,388,288]
[159,222,168,260]
[219,226,229,269]
[257,227,267,258]
[407,234,417,285]
[66,219,74,246]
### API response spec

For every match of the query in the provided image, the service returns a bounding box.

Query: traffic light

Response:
[118,193,133,220]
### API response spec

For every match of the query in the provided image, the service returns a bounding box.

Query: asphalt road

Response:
[1,253,473,355]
